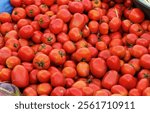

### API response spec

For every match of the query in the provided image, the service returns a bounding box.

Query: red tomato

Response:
[122,19,132,32]
[65,78,74,88]
[25,5,40,18]
[65,87,83,96]
[18,46,34,62]
[5,38,20,51]
[121,63,136,76]
[96,41,107,51]
[17,19,30,29]
[88,9,101,21]
[12,8,26,22]
[82,0,92,12]
[11,65,29,88]
[57,0,69,5]
[0,68,11,82]
[6,56,21,69]
[51,86,66,96]
[41,32,56,45]
[4,30,18,42]
[51,72,65,87]
[29,69,39,84]
[37,83,52,95]
[90,58,107,78]
[140,54,150,69]
[41,0,55,6]
[63,41,76,54]
[138,69,150,79]
[37,70,50,83]
[0,22,14,35]
[129,88,141,96]
[129,58,140,72]
[142,87,150,96]
[136,78,149,93]
[68,1,84,14]
[72,80,87,89]
[111,85,128,96]
[129,24,144,36]
[77,62,89,77]
[10,0,22,7]
[99,22,109,35]
[0,12,12,23]
[102,70,119,89]
[88,20,99,33]
[62,67,77,78]
[33,53,50,69]
[23,87,37,96]
[39,4,49,14]
[129,8,145,23]
[109,17,121,32]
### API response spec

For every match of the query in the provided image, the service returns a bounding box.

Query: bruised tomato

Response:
[11,65,29,88]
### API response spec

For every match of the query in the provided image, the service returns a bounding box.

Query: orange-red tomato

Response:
[77,62,89,77]
[37,70,50,83]
[0,68,11,82]
[136,78,149,93]
[62,67,77,78]
[6,56,21,69]
[23,87,37,96]
[140,54,150,69]
[111,85,128,96]
[129,88,141,96]
[37,83,52,95]
[51,86,66,96]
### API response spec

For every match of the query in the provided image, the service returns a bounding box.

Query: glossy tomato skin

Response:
[129,88,141,96]
[102,70,119,89]
[11,65,29,88]
[142,87,150,96]
[37,83,52,95]
[41,0,55,6]
[33,53,50,70]
[29,69,39,84]
[49,49,66,65]
[111,85,128,96]
[10,0,22,7]
[109,17,121,32]
[0,22,14,35]
[90,58,107,78]
[136,78,149,93]
[23,87,37,96]
[51,86,66,96]
[25,5,40,18]
[140,54,150,69]
[6,56,21,69]
[41,32,56,45]
[0,12,12,23]
[12,8,26,22]
[77,62,89,77]
[0,68,11,82]
[37,70,50,83]
[121,63,136,76]
[62,67,77,78]
[129,8,145,23]
[138,69,150,79]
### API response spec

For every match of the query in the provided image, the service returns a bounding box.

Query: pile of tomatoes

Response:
[0,0,150,96]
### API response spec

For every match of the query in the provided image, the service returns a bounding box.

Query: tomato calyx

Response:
[144,73,150,78]
[36,61,45,68]
[58,51,65,57]
[47,37,52,42]
[29,10,33,15]
[39,18,43,24]
[13,43,18,48]
[14,11,18,15]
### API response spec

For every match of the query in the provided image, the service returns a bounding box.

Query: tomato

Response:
[11,65,29,88]
[129,24,144,36]
[12,8,26,22]
[110,45,126,58]
[51,72,65,87]
[102,70,119,89]
[5,38,20,52]
[37,14,50,29]
[57,0,69,5]
[38,43,52,55]
[138,69,150,79]
[92,0,101,8]
[33,53,50,69]
[72,80,87,89]
[4,30,18,42]
[37,70,50,83]
[141,20,150,31]
[82,0,92,12]
[51,86,66,96]
[98,49,111,60]
[131,45,148,58]
[0,47,12,65]
[136,38,149,48]
[6,56,21,69]
[64,60,76,69]
[88,46,98,58]
[0,12,12,23]
[140,54,150,70]
[121,63,136,76]
[129,8,145,23]
[57,9,72,23]
[18,46,34,62]
[125,33,138,46]
[142,87,150,96]
[37,83,52,95]
[109,17,121,32]
[107,8,122,20]
[65,87,83,96]
[77,62,89,77]
[39,4,49,14]
[41,32,56,45]
[96,41,107,51]
[129,58,140,72]
[63,41,76,54]
[136,78,149,93]
[111,85,128,96]
[68,27,82,42]
[81,86,94,96]
[75,40,88,49]
[19,25,34,39]
[122,19,132,32]
[41,0,55,6]
[29,69,39,84]
[119,74,137,90]
[49,18,64,34]
[69,13,85,30]
[10,0,22,7]
[88,8,101,21]
[23,87,37,96]
[88,20,99,33]
[30,21,40,31]
[0,22,14,35]
[31,31,42,44]
[62,67,76,78]
[129,88,141,96]
[99,22,109,35]
[68,1,84,14]
[57,32,69,44]
[26,5,40,18]
[0,68,11,82]
[90,58,107,78]
[49,49,66,65]
[65,78,74,88]
[52,42,62,49]
[18,38,29,47]
[75,47,91,62]
[22,62,33,72]
[17,19,30,29]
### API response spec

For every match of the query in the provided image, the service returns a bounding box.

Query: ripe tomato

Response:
[11,65,29,88]
[10,0,22,7]
[57,32,69,44]
[18,46,34,62]
[5,38,20,51]
[62,67,76,78]
[122,19,132,32]
[129,8,145,23]
[49,18,64,34]
[82,86,94,96]
[142,87,150,96]
[0,12,12,23]
[0,22,14,35]
[68,1,84,14]
[26,5,40,18]
[99,22,109,35]
[88,8,101,21]
[37,83,52,95]
[88,20,99,33]
[72,80,87,89]
[57,0,69,5]
[82,0,92,12]
[75,47,91,62]
[65,78,74,88]
[102,70,119,89]
[41,0,55,6]
[119,74,137,90]
[29,69,39,84]
[51,86,66,96]
[17,19,30,29]
[33,53,50,69]
[0,68,11,82]
[138,69,150,79]
[37,70,50,83]
[129,88,141,96]
[111,85,128,96]
[77,62,89,77]
[6,56,21,69]
[12,8,26,22]
[140,54,150,69]
[90,58,107,78]
[49,49,66,65]
[129,24,144,36]
[23,87,37,96]
[69,13,85,29]
[41,32,56,45]
[96,41,107,51]
[121,63,136,76]
[136,78,149,93]
[65,87,83,96]
[51,72,65,87]
[4,30,18,42]
[109,17,121,32]
[63,41,76,54]
[68,27,82,42]
[129,58,140,72]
